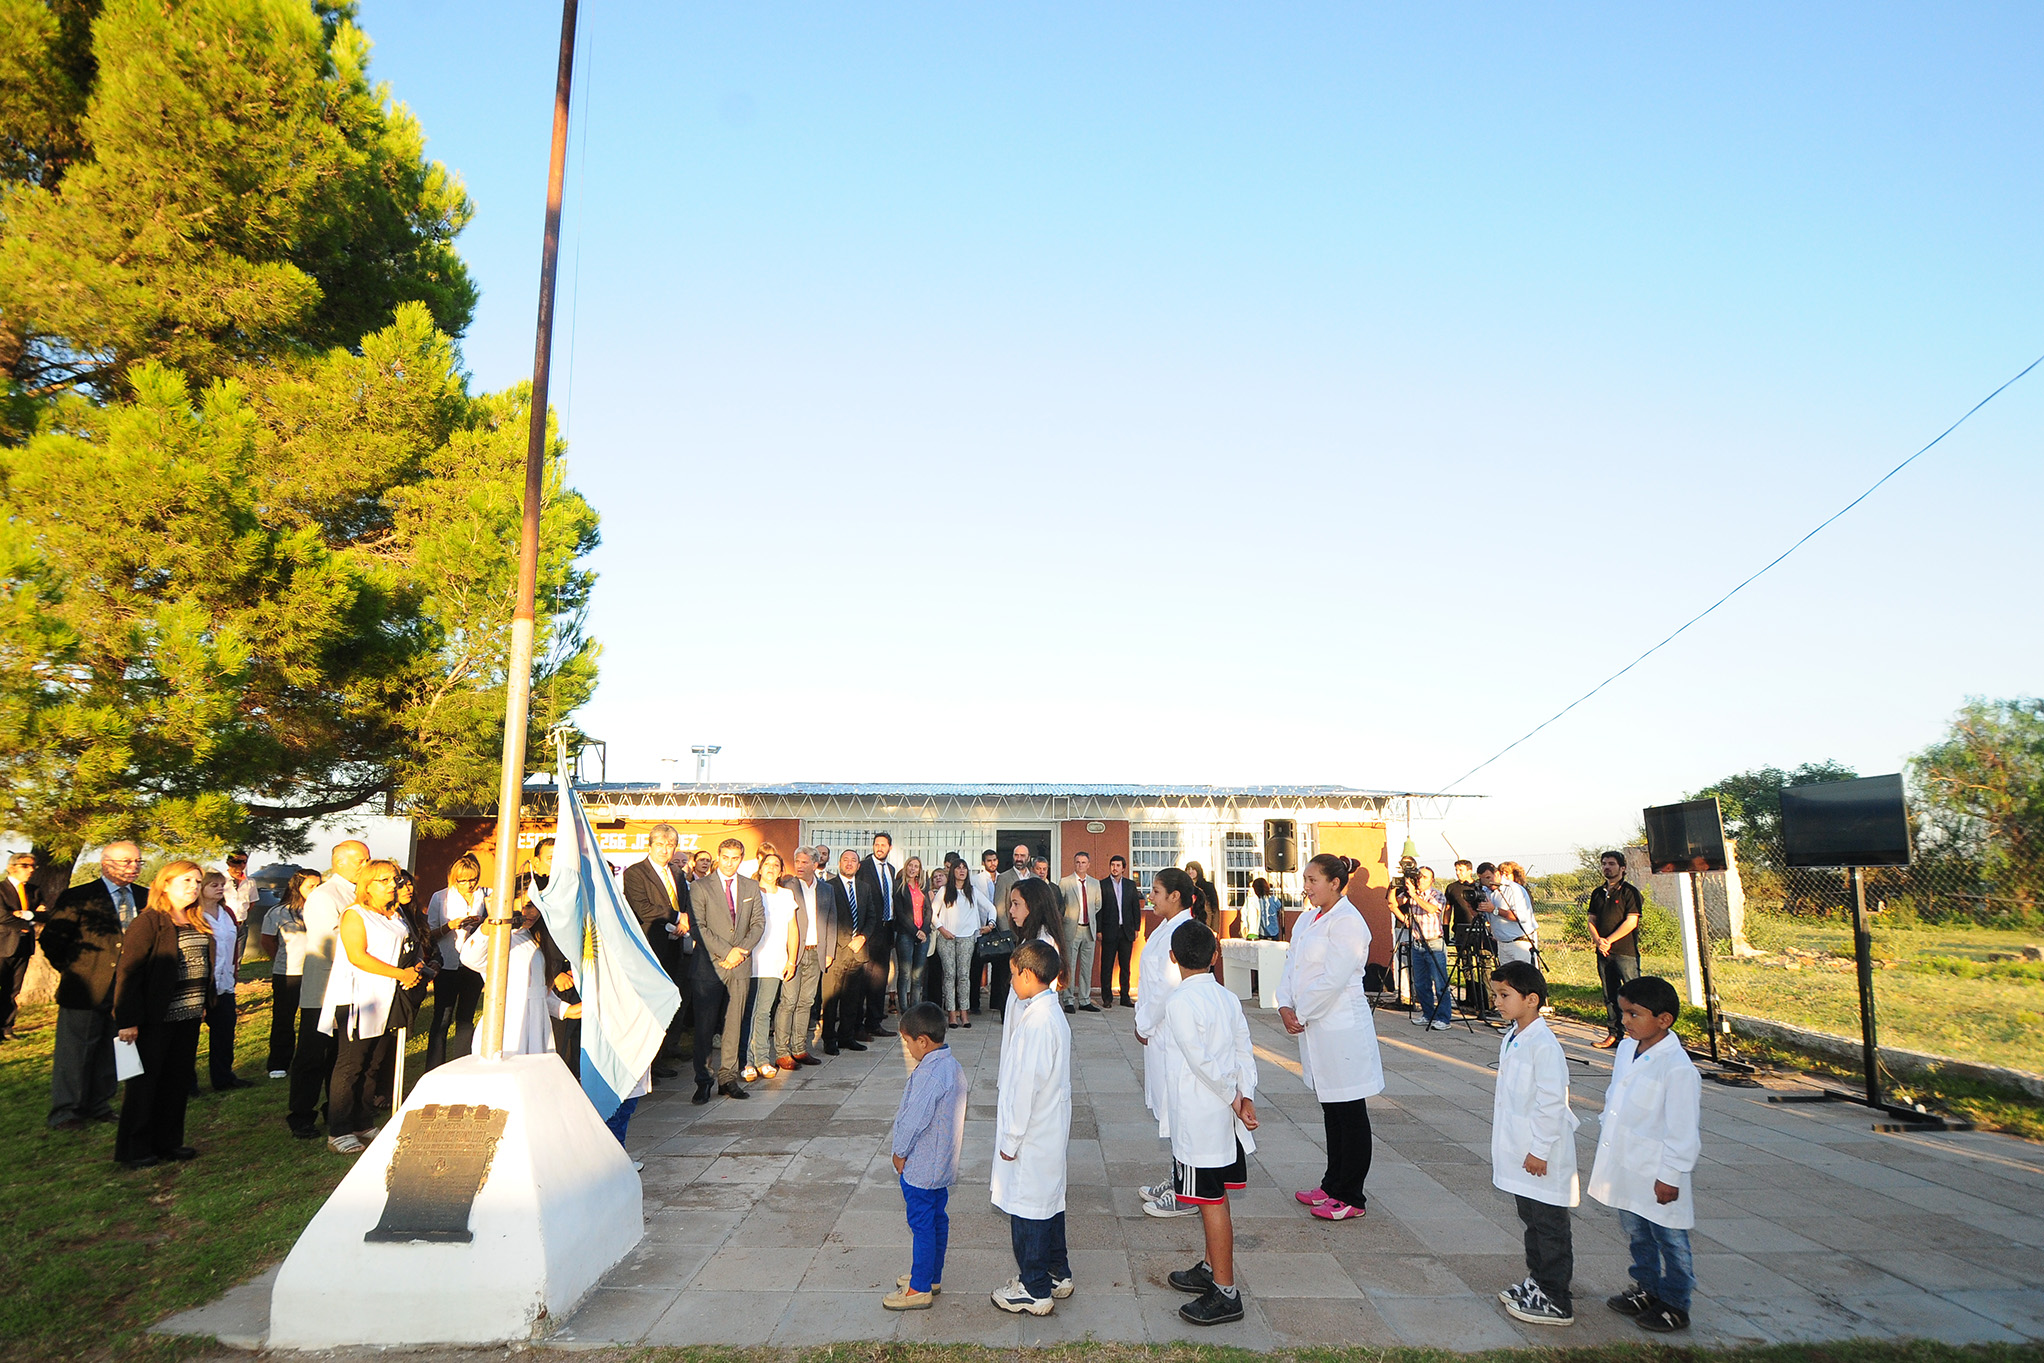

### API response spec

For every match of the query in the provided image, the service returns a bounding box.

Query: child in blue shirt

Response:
[884,1002,968,1310]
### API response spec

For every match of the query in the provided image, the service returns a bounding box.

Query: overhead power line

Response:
[1437,349,2044,795]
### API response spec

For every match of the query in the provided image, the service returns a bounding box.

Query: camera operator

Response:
[1478,861,1534,966]
[1441,860,1491,1014]
[1389,855,1420,1000]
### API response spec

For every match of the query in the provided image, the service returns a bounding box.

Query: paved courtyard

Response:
[168,1001,2044,1352]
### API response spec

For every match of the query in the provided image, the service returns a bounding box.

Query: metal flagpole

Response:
[481,0,581,1059]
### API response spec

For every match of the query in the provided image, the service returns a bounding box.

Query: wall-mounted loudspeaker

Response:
[1263,819,1297,873]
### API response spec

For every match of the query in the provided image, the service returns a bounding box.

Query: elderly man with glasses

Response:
[40,841,145,1128]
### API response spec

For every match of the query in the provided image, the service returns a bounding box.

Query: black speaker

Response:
[1263,819,1297,873]
[1643,797,1729,874]
[1781,773,1911,868]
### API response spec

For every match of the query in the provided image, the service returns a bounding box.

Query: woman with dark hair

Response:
[261,870,321,1077]
[1275,853,1384,1222]
[1001,878,1066,1029]
[933,861,979,1028]
[1184,862,1225,935]
[112,861,213,1169]
[1134,866,1204,1216]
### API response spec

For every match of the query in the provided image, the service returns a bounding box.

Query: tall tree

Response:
[1688,760,1860,852]
[1912,697,2044,912]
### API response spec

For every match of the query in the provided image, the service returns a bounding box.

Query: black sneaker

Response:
[1607,1284,1654,1318]
[1503,1283,1573,1327]
[1635,1300,1690,1333]
[1179,1284,1245,1326]
[1168,1260,1215,1295]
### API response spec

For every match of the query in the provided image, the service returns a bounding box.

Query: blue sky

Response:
[359,2,2043,870]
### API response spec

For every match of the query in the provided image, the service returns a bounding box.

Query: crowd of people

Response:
[10,831,1698,1336]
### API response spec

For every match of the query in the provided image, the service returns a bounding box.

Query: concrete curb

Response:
[1724,1010,2044,1101]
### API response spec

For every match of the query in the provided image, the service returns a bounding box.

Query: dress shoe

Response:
[869,1025,895,1038]
[1062,1003,1077,1014]
[718,1081,751,1100]
[48,1116,84,1131]
[1079,1003,1100,1012]
[1119,996,1134,1006]
[692,1082,713,1105]
[652,1064,679,1079]
[92,1111,118,1123]
[842,1039,868,1052]
[121,1155,162,1170]
[776,1057,797,1071]
[823,1045,841,1056]
[215,1076,254,1091]
[168,1146,198,1161]
[289,1125,321,1140]
[794,1053,822,1067]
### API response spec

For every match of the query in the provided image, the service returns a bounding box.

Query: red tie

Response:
[726,876,737,925]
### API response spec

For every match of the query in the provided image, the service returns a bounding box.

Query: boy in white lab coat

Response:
[1159,919,1259,1327]
[1587,975,1701,1334]
[990,939,1074,1317]
[1488,960,1580,1327]
[1134,867,1202,1218]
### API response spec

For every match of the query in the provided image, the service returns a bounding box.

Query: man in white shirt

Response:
[773,850,830,1068]
[221,850,259,964]
[287,840,368,1139]
[969,849,1001,1013]
[1059,853,1101,1014]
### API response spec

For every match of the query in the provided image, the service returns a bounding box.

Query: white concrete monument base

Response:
[267,1053,641,1349]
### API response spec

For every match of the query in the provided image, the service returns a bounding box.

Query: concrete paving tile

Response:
[601,1240,716,1291]
[1373,1292,1528,1349]
[894,1300,1023,1346]
[1350,1251,1478,1298]
[1748,1250,1915,1297]
[1942,1289,2044,1338]
[686,1245,817,1292]
[640,1206,746,1245]
[1010,1287,1147,1343]
[1830,1290,2024,1344]
[1692,1216,1827,1253]
[728,1207,842,1248]
[1255,1293,1403,1345]
[1861,1247,2029,1292]
[768,1290,902,1343]
[644,1290,794,1345]
[151,1266,274,1347]
[553,1287,678,1345]
[1705,1291,1884,1344]
[1134,1289,1277,1346]
[1235,1250,1363,1298]
[829,1208,915,1246]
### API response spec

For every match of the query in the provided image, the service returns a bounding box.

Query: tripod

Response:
[1446,930,1496,1034]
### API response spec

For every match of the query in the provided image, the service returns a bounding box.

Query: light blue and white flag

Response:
[535,754,680,1118]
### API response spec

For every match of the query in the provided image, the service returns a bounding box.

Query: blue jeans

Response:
[1009,1209,1070,1300]
[746,976,782,1069]
[901,1178,950,1292]
[893,930,926,1014]
[605,1096,638,1146]
[1617,1210,1694,1312]
[1412,945,1451,1025]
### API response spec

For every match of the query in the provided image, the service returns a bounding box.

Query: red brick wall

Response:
[413,816,802,895]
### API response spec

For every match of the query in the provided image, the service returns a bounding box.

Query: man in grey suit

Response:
[991,842,1035,919]
[686,836,764,1102]
[1059,852,1102,1013]
[771,849,831,1069]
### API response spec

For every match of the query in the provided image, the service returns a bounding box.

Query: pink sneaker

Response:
[1294,1187,1329,1206]
[1310,1198,1365,1221]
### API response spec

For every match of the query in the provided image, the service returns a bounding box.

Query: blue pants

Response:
[901,1178,949,1292]
[1618,1210,1694,1313]
[605,1095,638,1146]
[1412,945,1451,1025]
[893,931,926,1014]
[746,976,782,1069]
[1009,1209,1070,1300]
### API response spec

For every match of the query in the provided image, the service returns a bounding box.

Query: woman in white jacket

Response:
[1275,853,1384,1221]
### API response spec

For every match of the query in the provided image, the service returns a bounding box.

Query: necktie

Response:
[115,884,132,923]
[879,863,891,921]
[1079,879,1088,927]
[725,876,737,925]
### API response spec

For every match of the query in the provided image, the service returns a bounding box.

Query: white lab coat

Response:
[1586,1034,1702,1228]
[991,987,1072,1221]
[1492,1018,1580,1205]
[458,920,557,1056]
[1162,973,1258,1167]
[1274,901,1384,1103]
[1134,907,1193,1129]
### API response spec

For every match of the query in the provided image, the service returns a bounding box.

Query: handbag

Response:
[974,923,1018,961]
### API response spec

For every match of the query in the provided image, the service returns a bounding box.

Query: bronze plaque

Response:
[364,1103,508,1244]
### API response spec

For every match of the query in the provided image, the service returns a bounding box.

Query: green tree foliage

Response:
[1688,760,1859,869]
[0,2,599,855]
[1912,697,2044,915]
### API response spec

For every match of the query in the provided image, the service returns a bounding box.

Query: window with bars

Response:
[1130,826,1180,889]
[805,825,989,882]
[1224,830,1260,908]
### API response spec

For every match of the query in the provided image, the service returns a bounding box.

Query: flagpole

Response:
[482,0,580,1060]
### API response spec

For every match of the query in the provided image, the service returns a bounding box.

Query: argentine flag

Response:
[535,756,681,1118]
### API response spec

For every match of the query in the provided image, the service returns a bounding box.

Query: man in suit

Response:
[1059,852,1102,1014]
[855,832,900,1038]
[819,850,869,1054]
[620,824,688,1079]
[1096,854,1141,1007]
[686,836,764,1102]
[992,843,1035,920]
[773,849,832,1068]
[2,851,40,1040]
[40,840,144,1128]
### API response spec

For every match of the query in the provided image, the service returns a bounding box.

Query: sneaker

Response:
[1606,1284,1654,1318]
[1179,1284,1246,1326]
[327,1134,364,1154]
[991,1278,1053,1316]
[1635,1300,1690,1333]
[1139,1180,1171,1201]
[631,1160,644,1172]
[267,1069,288,1079]
[1499,1275,1536,1306]
[1504,1283,1574,1326]
[882,1286,933,1311]
[1310,1198,1364,1220]
[1294,1187,1330,1206]
[1143,1189,1201,1218]
[1169,1260,1216,1295]
[1429,1020,1452,1031]
[896,1273,941,1296]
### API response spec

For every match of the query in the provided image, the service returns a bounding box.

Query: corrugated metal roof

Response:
[535,780,1462,800]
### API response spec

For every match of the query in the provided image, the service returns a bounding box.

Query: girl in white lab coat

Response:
[1000,879,1066,1034]
[1134,867,1203,1215]
[1275,853,1383,1221]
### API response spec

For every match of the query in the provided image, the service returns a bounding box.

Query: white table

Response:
[1218,938,1288,1009]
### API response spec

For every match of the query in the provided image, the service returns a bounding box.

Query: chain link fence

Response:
[1531,833,2044,1089]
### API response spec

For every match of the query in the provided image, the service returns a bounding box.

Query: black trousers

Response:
[203,991,238,1089]
[286,1006,337,1134]
[1597,950,1641,1038]
[1320,1096,1373,1208]
[117,1017,201,1162]
[0,943,31,1035]
[424,965,482,1067]
[820,959,863,1049]
[987,955,1012,1013]
[327,1006,395,1137]
[1101,932,1136,1001]
[266,974,300,1072]
[1516,1195,1575,1310]
[860,930,894,1028]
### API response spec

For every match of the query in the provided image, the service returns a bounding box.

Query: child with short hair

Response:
[990,940,1073,1316]
[1587,975,1701,1334]
[1488,960,1580,1327]
[1159,919,1259,1326]
[883,1002,968,1311]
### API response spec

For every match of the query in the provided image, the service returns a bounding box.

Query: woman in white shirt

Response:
[742,853,798,1082]
[260,870,320,1077]
[318,860,423,1154]
[1275,853,1384,1222]
[933,860,983,1028]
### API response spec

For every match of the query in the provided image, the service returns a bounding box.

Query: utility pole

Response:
[480,0,580,1059]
